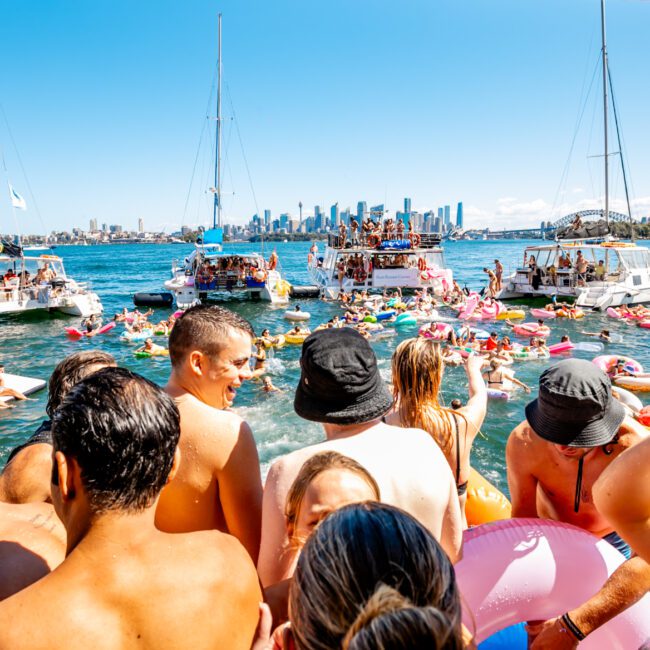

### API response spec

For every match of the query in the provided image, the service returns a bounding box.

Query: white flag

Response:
[8,184,27,210]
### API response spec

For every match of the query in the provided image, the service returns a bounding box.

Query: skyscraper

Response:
[138,218,144,233]
[330,203,340,226]
[444,205,451,228]
[404,197,411,214]
[357,201,367,220]
[456,202,463,229]
[437,207,444,223]
[264,209,271,229]
[89,218,98,231]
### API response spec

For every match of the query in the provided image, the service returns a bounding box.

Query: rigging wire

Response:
[0,103,47,235]
[225,82,263,253]
[549,57,601,220]
[607,63,634,223]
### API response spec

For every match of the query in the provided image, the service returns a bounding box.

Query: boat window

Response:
[618,249,649,270]
[535,250,552,268]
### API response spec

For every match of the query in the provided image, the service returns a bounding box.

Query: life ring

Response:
[367,234,381,248]
[465,468,511,526]
[417,258,427,271]
[254,270,267,282]
[592,354,643,375]
[409,233,421,248]
[354,268,368,283]
[456,518,650,647]
[420,271,429,281]
[284,310,311,322]
[285,331,309,345]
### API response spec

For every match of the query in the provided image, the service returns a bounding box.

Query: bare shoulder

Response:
[506,420,543,464]
[176,395,251,449]
[617,416,649,451]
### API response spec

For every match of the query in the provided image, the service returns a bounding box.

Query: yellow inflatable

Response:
[496,309,525,320]
[465,468,512,526]
[285,331,309,345]
[258,335,286,349]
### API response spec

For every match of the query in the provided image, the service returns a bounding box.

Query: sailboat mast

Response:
[213,13,222,230]
[600,0,609,227]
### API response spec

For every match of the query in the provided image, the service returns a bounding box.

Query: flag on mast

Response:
[8,184,27,210]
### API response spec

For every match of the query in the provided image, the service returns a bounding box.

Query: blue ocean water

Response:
[1,239,649,492]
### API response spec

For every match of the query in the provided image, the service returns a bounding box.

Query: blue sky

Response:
[0,0,648,234]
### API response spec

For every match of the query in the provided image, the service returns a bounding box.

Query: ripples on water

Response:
[1,240,649,492]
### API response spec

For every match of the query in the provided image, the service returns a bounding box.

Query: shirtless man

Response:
[0,367,261,650]
[506,359,650,648]
[158,305,262,561]
[258,328,463,587]
[0,351,116,504]
[0,501,65,600]
[494,259,503,291]
[594,436,650,565]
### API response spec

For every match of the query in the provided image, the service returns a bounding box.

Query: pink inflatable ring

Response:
[592,354,643,375]
[456,518,650,647]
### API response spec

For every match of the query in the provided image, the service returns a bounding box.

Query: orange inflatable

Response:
[465,468,512,526]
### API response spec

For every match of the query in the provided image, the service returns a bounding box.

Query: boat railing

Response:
[327,231,441,250]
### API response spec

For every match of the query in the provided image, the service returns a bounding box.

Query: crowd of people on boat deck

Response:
[335,213,421,248]
[0,263,58,300]
[194,256,269,287]
[522,249,611,290]
[0,303,648,649]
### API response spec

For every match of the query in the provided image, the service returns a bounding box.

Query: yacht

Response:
[165,232,289,309]
[308,230,453,299]
[496,239,650,309]
[495,0,650,309]
[0,249,103,317]
[164,14,289,309]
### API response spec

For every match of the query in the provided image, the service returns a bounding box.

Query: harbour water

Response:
[2,239,650,493]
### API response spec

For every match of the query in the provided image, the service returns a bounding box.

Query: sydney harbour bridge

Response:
[469,209,636,239]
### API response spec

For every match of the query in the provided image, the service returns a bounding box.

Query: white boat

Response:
[496,240,650,309]
[495,0,649,310]
[164,14,289,309]
[309,231,454,300]
[0,250,103,317]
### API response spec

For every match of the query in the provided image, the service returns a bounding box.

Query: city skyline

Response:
[0,1,648,234]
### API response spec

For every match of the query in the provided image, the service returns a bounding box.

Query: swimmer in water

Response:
[483,359,531,393]
[262,376,281,393]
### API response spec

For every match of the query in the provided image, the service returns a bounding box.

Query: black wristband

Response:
[561,612,586,641]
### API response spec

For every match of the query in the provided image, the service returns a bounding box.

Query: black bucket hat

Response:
[294,328,393,425]
[525,358,625,447]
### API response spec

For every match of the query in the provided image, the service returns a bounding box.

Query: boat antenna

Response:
[607,64,634,241]
[600,0,609,228]
[213,13,222,230]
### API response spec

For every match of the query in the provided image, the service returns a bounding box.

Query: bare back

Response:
[0,502,65,600]
[156,391,262,560]
[0,528,261,650]
[507,418,648,536]
[258,421,462,586]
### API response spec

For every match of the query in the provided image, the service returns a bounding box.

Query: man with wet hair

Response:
[0,367,261,649]
[0,350,116,504]
[158,304,263,561]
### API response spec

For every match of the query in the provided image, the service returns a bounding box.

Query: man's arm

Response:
[594,436,650,564]
[529,557,650,649]
[439,470,463,564]
[506,426,539,518]
[0,446,53,504]
[217,420,263,563]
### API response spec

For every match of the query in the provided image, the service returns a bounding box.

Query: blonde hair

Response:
[391,337,461,455]
[285,451,380,545]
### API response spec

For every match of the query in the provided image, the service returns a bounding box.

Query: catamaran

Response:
[0,242,103,317]
[164,14,289,309]
[308,228,454,300]
[495,0,650,310]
